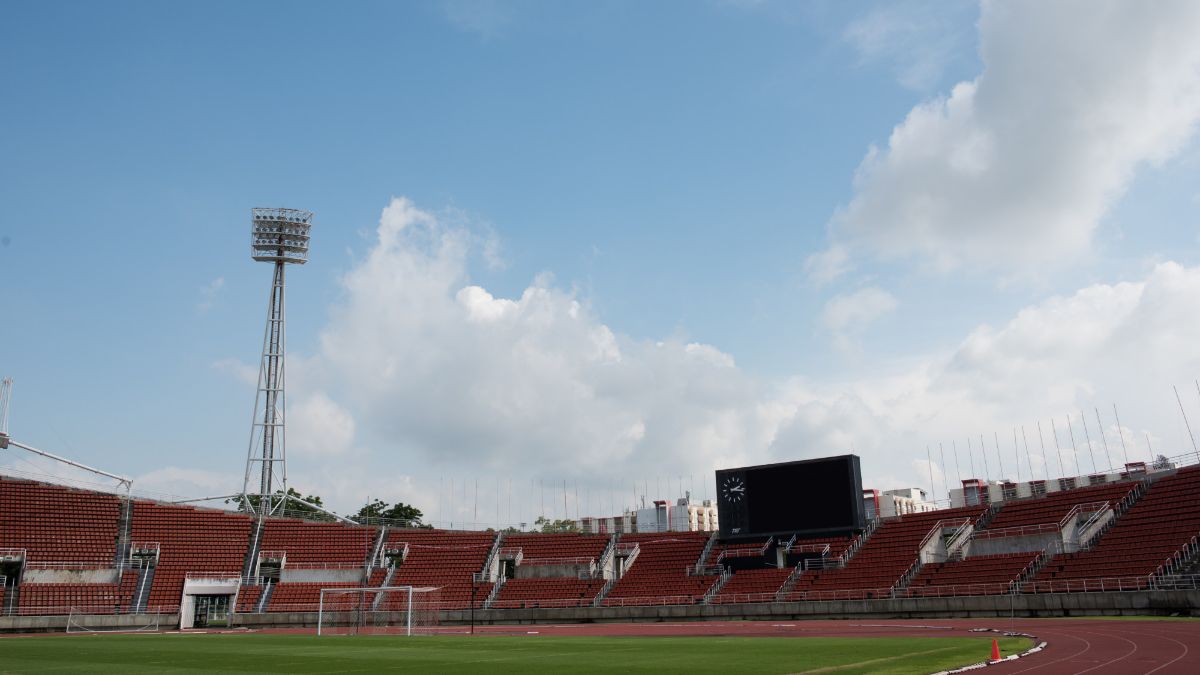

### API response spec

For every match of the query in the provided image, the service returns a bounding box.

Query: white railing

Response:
[841,517,878,563]
[258,550,287,562]
[15,604,181,617]
[803,555,844,570]
[1154,535,1200,578]
[597,535,617,574]
[596,594,698,607]
[716,540,772,562]
[383,542,409,564]
[700,567,732,604]
[718,591,788,605]
[1061,501,1110,529]
[1148,573,1200,591]
[1010,549,1048,592]
[973,522,1060,540]
[521,555,594,567]
[22,562,118,571]
[614,542,640,570]
[492,596,602,609]
[281,562,365,571]
[918,517,971,554]
[787,543,831,556]
[1022,575,1154,593]
[184,573,241,584]
[891,558,922,594]
[944,519,974,558]
[0,548,27,562]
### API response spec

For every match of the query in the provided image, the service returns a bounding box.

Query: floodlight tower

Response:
[241,208,312,518]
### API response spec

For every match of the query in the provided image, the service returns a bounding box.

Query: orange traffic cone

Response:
[990,638,1001,661]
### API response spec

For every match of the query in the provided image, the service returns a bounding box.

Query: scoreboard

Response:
[716,455,865,540]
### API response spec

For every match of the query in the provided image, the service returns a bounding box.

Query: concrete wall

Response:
[514,563,593,579]
[21,569,120,584]
[280,568,364,583]
[968,532,1058,557]
[0,613,178,634]
[7,590,1198,633]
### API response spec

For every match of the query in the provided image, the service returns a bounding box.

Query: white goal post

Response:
[65,607,161,634]
[317,585,441,636]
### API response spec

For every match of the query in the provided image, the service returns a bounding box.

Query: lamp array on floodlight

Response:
[251,207,312,264]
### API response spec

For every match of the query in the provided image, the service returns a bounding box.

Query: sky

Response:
[5,0,1200,528]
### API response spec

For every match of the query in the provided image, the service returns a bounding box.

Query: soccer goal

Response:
[317,586,442,636]
[65,607,161,634]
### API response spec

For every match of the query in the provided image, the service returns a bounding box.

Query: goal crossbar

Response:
[317,585,440,636]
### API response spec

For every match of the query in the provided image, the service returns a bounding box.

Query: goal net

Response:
[66,607,161,634]
[317,586,441,636]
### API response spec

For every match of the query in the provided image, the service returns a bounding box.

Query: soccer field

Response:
[0,633,1031,674]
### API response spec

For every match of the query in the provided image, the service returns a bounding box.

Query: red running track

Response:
[468,618,1199,674]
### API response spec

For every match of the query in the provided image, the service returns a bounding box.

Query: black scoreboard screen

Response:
[716,455,865,540]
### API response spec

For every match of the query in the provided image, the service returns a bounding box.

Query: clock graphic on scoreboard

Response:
[721,475,746,503]
[716,471,750,537]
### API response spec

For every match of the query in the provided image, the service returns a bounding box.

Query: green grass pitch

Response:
[0,633,1031,674]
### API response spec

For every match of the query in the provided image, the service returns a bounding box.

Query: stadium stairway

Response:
[1027,466,1200,591]
[601,532,716,606]
[784,506,987,600]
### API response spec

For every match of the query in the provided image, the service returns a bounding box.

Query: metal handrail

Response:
[917,518,971,553]
[788,543,831,556]
[972,522,1060,540]
[280,562,365,571]
[521,556,595,566]
[716,540,772,562]
[1154,534,1200,578]
[184,573,241,583]
[1009,549,1047,592]
[1057,501,1110,529]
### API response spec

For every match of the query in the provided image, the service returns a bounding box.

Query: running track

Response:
[469,618,1200,674]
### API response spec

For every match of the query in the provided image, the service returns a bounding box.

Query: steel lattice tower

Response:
[241,207,312,518]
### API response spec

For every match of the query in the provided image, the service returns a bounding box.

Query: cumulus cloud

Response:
[289,392,356,457]
[212,358,258,386]
[196,277,225,313]
[819,287,898,352]
[815,0,1200,279]
[195,197,1200,523]
[844,0,975,91]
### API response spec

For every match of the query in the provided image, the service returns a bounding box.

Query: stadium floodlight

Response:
[240,208,312,519]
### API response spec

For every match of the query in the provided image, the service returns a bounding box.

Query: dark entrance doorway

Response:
[192,594,230,628]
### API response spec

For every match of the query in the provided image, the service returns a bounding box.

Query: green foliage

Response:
[228,488,336,522]
[534,516,578,533]
[353,498,428,528]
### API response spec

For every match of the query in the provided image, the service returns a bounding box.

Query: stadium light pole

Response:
[240,208,312,519]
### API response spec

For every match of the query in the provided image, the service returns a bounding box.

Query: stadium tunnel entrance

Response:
[179,576,240,629]
[190,595,230,629]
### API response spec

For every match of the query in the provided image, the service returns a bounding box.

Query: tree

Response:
[352,498,428,528]
[227,487,336,522]
[534,516,578,533]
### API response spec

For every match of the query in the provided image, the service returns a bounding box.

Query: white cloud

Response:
[289,392,356,458]
[844,0,975,91]
[439,0,513,39]
[816,0,1200,280]
[190,197,1200,522]
[819,286,898,352]
[212,358,258,386]
[197,277,225,313]
[803,244,851,287]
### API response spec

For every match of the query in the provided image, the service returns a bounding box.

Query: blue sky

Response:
[5,0,1200,525]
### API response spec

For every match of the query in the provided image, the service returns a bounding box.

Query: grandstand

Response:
[3,456,1200,630]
